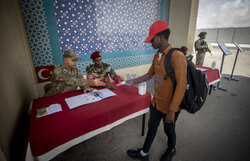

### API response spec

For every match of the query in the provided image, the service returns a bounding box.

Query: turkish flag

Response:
[35,65,55,83]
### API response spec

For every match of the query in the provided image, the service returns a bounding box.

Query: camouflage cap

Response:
[63,49,82,60]
[198,32,207,37]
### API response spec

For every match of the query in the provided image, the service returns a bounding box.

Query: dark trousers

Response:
[142,104,180,153]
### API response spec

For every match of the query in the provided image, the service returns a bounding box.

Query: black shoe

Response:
[127,148,149,161]
[160,148,176,161]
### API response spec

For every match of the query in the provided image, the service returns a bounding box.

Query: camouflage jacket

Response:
[45,65,87,96]
[86,63,118,82]
[195,39,209,54]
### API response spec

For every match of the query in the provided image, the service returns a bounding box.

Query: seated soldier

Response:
[86,51,124,89]
[45,49,92,96]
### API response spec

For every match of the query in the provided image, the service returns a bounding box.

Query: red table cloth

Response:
[29,85,151,157]
[195,65,221,85]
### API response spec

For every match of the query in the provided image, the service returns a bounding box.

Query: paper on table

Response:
[196,67,208,72]
[36,104,62,118]
[116,81,131,86]
[65,93,102,110]
[65,88,117,109]
[46,104,62,114]
[93,88,117,99]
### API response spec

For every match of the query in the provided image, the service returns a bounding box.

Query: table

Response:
[195,65,221,94]
[26,66,219,161]
[26,85,151,161]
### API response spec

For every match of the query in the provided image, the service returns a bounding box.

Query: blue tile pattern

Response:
[20,0,54,66]
[20,0,169,74]
[77,53,154,74]
[54,0,161,55]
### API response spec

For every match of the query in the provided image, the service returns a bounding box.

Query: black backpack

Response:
[164,48,209,113]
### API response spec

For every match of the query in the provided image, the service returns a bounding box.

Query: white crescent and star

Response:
[38,69,50,80]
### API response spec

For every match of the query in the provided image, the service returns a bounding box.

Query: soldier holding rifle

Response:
[195,31,212,65]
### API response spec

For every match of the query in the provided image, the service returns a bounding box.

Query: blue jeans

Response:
[143,104,180,153]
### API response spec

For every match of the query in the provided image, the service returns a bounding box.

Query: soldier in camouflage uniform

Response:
[45,49,92,96]
[86,51,124,88]
[195,32,211,66]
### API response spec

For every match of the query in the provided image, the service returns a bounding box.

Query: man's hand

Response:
[93,78,106,86]
[116,76,124,83]
[126,79,134,86]
[166,111,175,124]
[84,87,94,93]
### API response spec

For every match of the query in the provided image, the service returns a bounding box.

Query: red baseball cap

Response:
[91,51,102,59]
[145,21,168,43]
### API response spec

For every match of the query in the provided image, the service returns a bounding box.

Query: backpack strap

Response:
[164,48,179,89]
[164,48,185,90]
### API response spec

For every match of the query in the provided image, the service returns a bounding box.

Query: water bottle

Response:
[138,82,146,95]
[211,61,216,69]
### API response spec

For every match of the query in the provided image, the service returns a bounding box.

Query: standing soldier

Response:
[195,32,211,66]
[86,51,124,89]
[44,49,92,96]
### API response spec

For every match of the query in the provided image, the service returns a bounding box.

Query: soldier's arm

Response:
[108,66,118,77]
[69,69,87,87]
[79,77,90,90]
[50,69,57,83]
[77,69,87,84]
[85,65,107,86]
[53,68,69,82]
[54,68,86,87]
[202,41,212,53]
[63,76,85,87]
[86,66,92,74]
[108,66,125,83]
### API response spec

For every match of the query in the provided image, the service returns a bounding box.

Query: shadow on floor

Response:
[51,75,250,161]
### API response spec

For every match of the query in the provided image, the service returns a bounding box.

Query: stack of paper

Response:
[36,104,62,118]
[65,88,117,110]
[116,81,131,86]
[65,92,102,109]
[92,88,117,99]
[196,67,208,72]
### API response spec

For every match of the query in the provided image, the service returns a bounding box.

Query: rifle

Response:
[201,41,212,55]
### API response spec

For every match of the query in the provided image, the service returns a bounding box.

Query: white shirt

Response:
[158,52,162,61]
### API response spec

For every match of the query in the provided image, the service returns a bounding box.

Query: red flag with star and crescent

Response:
[35,65,55,83]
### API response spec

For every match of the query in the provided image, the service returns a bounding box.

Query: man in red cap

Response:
[181,45,193,61]
[180,46,188,55]
[127,21,187,161]
[86,51,124,88]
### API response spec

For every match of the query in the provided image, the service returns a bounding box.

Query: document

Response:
[65,88,117,109]
[116,81,131,86]
[36,104,62,118]
[196,67,208,72]
[92,88,117,99]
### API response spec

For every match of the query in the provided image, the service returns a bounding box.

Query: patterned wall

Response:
[20,0,169,74]
[20,0,54,66]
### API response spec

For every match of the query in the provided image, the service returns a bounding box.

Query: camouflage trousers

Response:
[196,52,206,66]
